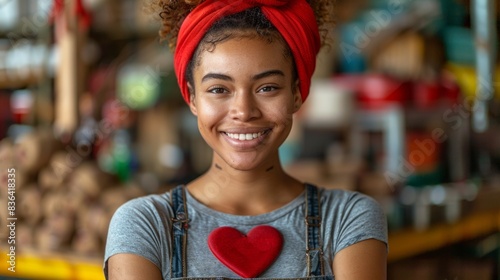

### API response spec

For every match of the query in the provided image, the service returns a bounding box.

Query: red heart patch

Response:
[208,225,283,278]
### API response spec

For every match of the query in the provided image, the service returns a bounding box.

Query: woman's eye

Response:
[258,86,278,93]
[208,87,228,94]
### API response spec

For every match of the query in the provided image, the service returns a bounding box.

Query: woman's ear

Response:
[188,84,198,116]
[293,81,302,113]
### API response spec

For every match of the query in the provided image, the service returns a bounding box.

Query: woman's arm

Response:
[332,239,387,280]
[108,253,163,280]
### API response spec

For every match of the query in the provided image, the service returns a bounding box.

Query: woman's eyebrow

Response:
[201,70,285,83]
[202,73,233,83]
[252,70,285,81]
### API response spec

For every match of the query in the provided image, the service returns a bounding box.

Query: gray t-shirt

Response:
[104,186,387,279]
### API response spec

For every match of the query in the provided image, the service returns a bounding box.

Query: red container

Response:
[440,74,461,106]
[412,80,440,109]
[333,74,409,109]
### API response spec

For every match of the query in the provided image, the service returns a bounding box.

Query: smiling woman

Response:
[190,37,299,172]
[104,1,388,280]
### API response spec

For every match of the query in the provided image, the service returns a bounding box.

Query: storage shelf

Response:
[0,249,104,280]
[388,209,500,262]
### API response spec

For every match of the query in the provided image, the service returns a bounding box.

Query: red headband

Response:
[174,0,321,104]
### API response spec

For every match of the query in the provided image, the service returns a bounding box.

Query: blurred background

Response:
[0,0,498,279]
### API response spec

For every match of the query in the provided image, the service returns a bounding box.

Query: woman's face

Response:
[189,37,302,171]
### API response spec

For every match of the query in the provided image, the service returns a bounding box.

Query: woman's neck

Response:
[186,159,304,216]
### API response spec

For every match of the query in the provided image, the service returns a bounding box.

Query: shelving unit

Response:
[388,209,500,262]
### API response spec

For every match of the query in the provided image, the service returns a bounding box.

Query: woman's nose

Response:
[229,91,261,121]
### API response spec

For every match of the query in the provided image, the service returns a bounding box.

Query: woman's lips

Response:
[225,131,265,141]
[221,129,271,148]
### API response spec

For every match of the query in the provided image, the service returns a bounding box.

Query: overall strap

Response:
[305,184,325,276]
[170,185,190,278]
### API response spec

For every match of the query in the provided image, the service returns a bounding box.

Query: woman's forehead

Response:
[195,37,293,77]
[193,30,293,66]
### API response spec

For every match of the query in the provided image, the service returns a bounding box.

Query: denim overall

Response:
[170,184,334,280]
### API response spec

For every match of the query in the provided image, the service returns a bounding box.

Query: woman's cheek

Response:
[271,107,294,128]
[198,99,223,120]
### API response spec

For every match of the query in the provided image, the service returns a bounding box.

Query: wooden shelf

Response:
[388,210,500,262]
[0,249,104,280]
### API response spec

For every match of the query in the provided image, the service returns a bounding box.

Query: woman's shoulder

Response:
[112,190,174,221]
[121,190,171,207]
[315,185,384,213]
[314,185,388,246]
[316,185,365,201]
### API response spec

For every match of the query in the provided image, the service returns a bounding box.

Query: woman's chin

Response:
[221,155,267,172]
[226,161,261,172]
[213,149,279,172]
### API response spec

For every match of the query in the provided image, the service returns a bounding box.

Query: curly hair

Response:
[146,0,336,51]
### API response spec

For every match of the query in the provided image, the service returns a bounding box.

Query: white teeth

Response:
[226,131,266,141]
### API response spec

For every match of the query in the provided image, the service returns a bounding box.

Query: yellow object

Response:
[446,63,500,100]
[388,210,500,262]
[0,250,104,280]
